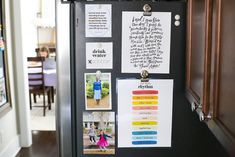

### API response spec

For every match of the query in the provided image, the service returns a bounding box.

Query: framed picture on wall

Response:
[0,0,12,116]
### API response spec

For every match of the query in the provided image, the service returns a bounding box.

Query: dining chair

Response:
[27,57,51,116]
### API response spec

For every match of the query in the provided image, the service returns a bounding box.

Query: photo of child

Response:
[88,125,96,144]
[97,129,112,151]
[83,112,115,154]
[93,71,102,105]
[85,72,111,110]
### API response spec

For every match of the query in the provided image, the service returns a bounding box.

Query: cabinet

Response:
[186,0,235,156]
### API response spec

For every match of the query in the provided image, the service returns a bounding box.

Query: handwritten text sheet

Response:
[122,12,171,73]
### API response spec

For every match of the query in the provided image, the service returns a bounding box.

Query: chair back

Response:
[27,57,45,89]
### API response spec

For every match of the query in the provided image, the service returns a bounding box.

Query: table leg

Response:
[33,94,37,103]
[51,87,54,103]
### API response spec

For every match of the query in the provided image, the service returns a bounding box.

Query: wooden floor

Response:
[16,131,58,157]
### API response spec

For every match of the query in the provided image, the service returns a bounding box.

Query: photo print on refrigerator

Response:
[84,72,112,110]
[83,111,115,154]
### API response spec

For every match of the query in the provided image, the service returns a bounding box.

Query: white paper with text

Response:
[85,4,112,37]
[118,79,173,147]
[122,12,171,73]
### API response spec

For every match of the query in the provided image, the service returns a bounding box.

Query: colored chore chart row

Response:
[118,79,173,148]
[132,90,158,145]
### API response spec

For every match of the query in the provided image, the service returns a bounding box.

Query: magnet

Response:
[175,14,180,20]
[174,21,180,26]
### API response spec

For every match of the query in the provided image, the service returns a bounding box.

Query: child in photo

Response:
[97,129,112,151]
[88,125,96,144]
[93,71,102,105]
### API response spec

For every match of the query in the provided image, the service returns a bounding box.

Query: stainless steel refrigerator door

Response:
[56,0,72,156]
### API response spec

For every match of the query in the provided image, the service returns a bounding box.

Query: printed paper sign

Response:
[121,12,171,73]
[86,42,113,69]
[85,4,112,37]
[117,79,173,147]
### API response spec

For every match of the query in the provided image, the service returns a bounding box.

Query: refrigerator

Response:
[56,0,229,157]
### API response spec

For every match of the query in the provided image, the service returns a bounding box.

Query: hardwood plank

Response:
[16,131,58,157]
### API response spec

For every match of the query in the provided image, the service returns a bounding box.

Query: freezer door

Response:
[56,0,73,157]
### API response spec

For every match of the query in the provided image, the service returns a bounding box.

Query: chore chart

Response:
[117,79,173,147]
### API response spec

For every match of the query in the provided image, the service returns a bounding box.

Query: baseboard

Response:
[0,135,21,157]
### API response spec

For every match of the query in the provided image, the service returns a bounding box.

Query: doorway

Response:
[27,0,57,131]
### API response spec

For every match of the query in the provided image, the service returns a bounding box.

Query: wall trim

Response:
[0,135,20,157]
[11,0,32,147]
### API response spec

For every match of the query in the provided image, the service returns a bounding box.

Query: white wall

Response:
[0,0,46,156]
[21,0,38,57]
[0,0,20,157]
[38,0,56,47]
[0,0,56,156]
[42,0,55,22]
[11,0,32,148]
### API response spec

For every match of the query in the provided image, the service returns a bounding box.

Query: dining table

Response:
[44,69,57,87]
[44,68,56,103]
